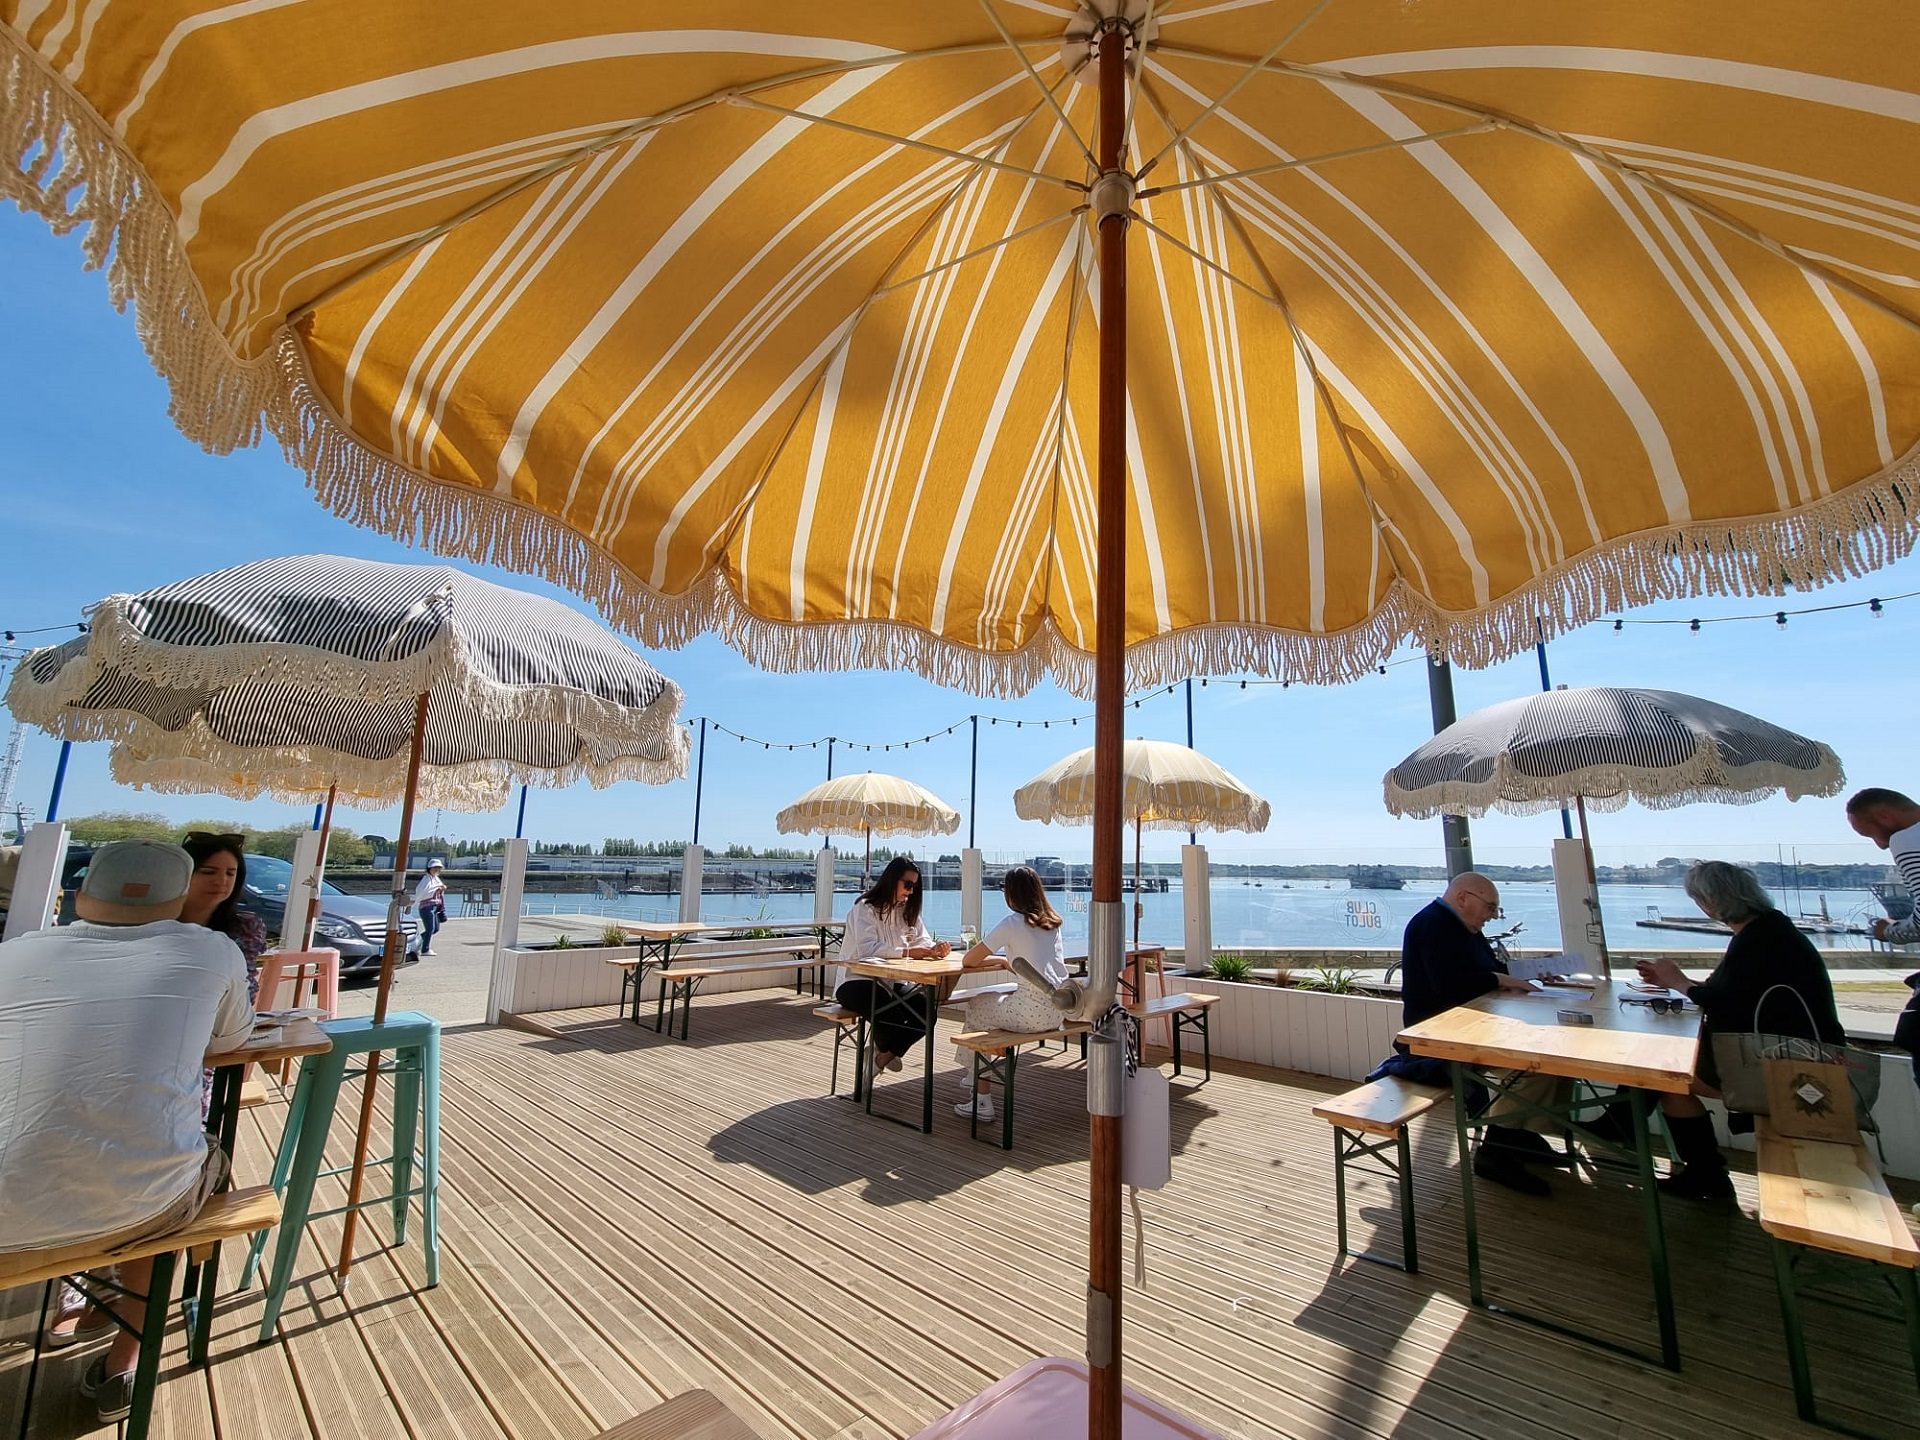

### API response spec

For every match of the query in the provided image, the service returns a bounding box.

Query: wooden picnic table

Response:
[1399,978,1702,1369]
[846,954,1007,1134]
[617,919,846,1024]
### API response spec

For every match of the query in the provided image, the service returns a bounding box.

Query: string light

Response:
[0,621,87,643]
[1611,588,1920,628]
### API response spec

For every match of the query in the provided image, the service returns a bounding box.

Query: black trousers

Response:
[836,978,930,1059]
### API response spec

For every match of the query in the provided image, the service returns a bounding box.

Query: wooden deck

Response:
[4,987,1917,1439]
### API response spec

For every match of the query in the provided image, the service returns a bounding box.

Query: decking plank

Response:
[7,986,1914,1439]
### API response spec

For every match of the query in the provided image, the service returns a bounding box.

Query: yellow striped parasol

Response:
[8,5,1920,1429]
[775,771,960,881]
[4,5,1916,691]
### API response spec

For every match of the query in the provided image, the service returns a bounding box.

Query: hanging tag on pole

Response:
[1121,1066,1171,1189]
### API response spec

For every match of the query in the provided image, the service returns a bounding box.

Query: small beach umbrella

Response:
[1015,739,1271,991]
[1381,686,1845,972]
[775,772,960,885]
[6,553,690,1279]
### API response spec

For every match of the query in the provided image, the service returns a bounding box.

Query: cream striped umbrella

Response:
[1015,739,1271,989]
[775,771,961,884]
[8,5,1920,1427]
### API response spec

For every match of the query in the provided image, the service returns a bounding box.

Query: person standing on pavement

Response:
[1846,787,1920,1095]
[412,858,448,955]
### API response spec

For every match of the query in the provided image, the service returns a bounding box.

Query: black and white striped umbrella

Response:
[5,554,690,810]
[1382,687,1844,820]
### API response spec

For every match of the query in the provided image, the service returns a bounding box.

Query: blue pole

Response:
[45,740,71,823]
[968,716,978,850]
[1185,679,1197,845]
[311,803,324,830]
[514,784,528,839]
[690,718,707,847]
[824,738,835,851]
[1534,617,1575,840]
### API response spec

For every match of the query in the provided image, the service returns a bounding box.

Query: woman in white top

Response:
[412,859,448,954]
[952,866,1067,1122]
[836,856,949,1072]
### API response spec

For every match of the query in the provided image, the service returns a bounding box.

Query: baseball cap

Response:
[75,840,193,924]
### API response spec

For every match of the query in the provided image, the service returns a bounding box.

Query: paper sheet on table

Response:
[1504,953,1579,982]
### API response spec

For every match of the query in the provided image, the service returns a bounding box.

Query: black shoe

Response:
[1490,1126,1575,1169]
[1658,1164,1735,1201]
[1474,1145,1552,1197]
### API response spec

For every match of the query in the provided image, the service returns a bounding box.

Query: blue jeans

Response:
[419,902,443,951]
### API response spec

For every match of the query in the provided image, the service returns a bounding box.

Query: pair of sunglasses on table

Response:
[1618,993,1689,1014]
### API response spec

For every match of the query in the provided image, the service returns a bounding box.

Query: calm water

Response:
[523,879,1889,954]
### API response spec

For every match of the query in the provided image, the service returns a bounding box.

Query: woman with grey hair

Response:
[1637,860,1844,1200]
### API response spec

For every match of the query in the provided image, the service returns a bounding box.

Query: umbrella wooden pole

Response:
[1575,795,1612,978]
[1131,817,1143,1003]
[1088,24,1130,1439]
[336,692,430,1284]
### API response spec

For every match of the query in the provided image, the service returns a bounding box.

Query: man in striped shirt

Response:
[1845,788,1920,1098]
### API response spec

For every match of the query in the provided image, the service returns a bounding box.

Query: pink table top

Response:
[909,1358,1224,1439]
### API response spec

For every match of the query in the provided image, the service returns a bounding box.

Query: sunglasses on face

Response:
[184,831,244,848]
[1621,995,1686,1014]
[902,878,920,890]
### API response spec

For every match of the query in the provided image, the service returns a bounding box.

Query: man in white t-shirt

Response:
[0,840,254,1422]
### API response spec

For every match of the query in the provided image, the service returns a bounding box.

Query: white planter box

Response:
[497,937,822,1016]
[1173,974,1399,1081]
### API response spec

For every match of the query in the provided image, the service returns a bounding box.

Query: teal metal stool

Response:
[240,1012,441,1340]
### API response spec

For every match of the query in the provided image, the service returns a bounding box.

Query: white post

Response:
[1552,836,1605,974]
[286,827,325,950]
[2,821,68,940]
[678,844,705,923]
[486,837,529,1024]
[1180,843,1212,974]
[960,847,984,938]
[814,846,837,923]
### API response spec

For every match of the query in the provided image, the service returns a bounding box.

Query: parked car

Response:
[59,847,419,977]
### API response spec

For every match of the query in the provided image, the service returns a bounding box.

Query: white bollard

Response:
[486,838,529,1024]
[814,847,837,923]
[1180,843,1212,974]
[960,848,983,938]
[2,821,68,940]
[678,844,706,923]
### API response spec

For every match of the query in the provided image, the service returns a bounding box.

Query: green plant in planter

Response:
[1208,953,1254,983]
[1299,962,1361,994]
[600,922,630,948]
[551,932,575,950]
[741,901,777,940]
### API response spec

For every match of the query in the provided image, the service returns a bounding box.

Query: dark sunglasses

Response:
[1621,995,1686,1014]
[902,877,920,890]
[184,831,244,848]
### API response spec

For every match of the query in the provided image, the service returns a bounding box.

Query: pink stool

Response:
[256,948,342,1018]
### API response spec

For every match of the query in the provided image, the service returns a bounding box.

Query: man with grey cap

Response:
[0,840,253,1421]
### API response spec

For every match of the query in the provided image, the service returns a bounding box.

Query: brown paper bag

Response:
[1762,1054,1858,1143]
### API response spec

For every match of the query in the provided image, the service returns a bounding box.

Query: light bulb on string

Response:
[1872,599,1884,618]
[1776,612,1788,629]
[1690,619,1701,633]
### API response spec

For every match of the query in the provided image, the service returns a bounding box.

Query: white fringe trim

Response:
[1383,739,1847,820]
[105,718,692,813]
[9,25,1920,698]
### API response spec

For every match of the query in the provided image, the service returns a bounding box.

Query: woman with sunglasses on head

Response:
[1636,860,1845,1200]
[835,856,949,1074]
[180,831,267,1003]
[950,866,1067,1122]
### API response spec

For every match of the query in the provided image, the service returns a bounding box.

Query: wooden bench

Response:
[813,1003,862,1095]
[1128,992,1220,1080]
[2,1185,282,1439]
[592,1386,760,1438]
[1312,1077,1447,1274]
[636,940,827,1041]
[1754,1119,1920,1428]
[953,1021,1095,1150]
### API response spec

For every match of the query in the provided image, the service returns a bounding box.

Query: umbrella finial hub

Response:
[1089,169,1136,224]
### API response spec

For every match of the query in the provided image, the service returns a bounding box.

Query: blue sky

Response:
[2,205,1914,872]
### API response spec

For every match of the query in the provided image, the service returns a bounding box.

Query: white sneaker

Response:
[955,1095,996,1121]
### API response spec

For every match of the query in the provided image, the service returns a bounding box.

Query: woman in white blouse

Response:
[836,856,949,1072]
[952,866,1068,1122]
